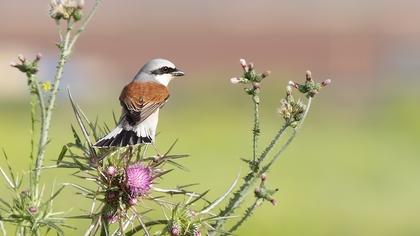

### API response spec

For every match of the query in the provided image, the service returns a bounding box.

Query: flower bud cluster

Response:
[254,173,278,206]
[10,53,42,77]
[100,163,154,224]
[49,0,84,21]
[168,206,203,236]
[278,88,307,128]
[230,58,271,98]
[288,70,331,98]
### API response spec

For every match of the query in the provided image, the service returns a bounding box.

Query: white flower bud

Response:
[306,70,312,81]
[321,79,331,87]
[239,58,249,72]
[230,77,241,84]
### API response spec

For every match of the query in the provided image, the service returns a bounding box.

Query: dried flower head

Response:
[125,164,153,197]
[278,96,306,127]
[49,0,84,20]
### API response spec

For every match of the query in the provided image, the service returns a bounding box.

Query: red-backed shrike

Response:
[94,58,184,147]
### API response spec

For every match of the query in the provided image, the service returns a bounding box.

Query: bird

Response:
[94,58,184,147]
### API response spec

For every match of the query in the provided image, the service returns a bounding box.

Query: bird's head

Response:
[134,58,184,86]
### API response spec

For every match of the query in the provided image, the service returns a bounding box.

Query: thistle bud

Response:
[305,70,312,81]
[36,53,42,61]
[321,79,331,87]
[18,54,25,63]
[288,80,299,89]
[28,206,38,214]
[260,173,267,182]
[239,58,249,72]
[230,77,241,84]
[107,214,119,224]
[106,191,117,202]
[252,82,260,89]
[170,223,181,236]
[77,0,84,9]
[261,70,271,78]
[128,197,137,206]
[270,199,278,206]
[248,62,254,71]
[106,166,117,177]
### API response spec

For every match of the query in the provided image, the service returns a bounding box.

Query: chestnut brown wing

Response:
[119,82,169,126]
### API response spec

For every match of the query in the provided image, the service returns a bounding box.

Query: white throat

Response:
[133,72,172,86]
[154,74,173,86]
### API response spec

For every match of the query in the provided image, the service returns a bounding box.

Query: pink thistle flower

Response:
[125,164,153,197]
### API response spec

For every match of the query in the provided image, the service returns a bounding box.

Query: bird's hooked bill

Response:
[171,69,185,77]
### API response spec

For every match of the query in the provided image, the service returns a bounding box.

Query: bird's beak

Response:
[171,69,185,77]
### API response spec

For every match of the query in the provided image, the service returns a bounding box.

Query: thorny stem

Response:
[261,98,312,173]
[252,94,260,164]
[34,21,72,195]
[229,98,313,235]
[212,98,312,234]
[257,123,288,164]
[33,0,103,196]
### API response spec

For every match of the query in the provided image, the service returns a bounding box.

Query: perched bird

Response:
[94,58,184,147]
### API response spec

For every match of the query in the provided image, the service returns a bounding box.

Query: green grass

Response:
[0,84,419,235]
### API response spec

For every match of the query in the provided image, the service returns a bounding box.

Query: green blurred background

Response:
[1,1,420,235]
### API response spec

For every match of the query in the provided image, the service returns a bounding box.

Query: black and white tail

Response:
[94,126,152,147]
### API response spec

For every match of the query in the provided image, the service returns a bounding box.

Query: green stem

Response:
[34,23,72,194]
[33,0,103,195]
[256,123,289,164]
[252,95,260,163]
[261,98,312,173]
[212,98,312,234]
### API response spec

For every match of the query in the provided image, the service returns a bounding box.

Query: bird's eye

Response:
[161,66,170,73]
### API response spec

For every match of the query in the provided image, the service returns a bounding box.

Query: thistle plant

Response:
[1,2,331,235]
[209,59,331,235]
[0,0,103,234]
